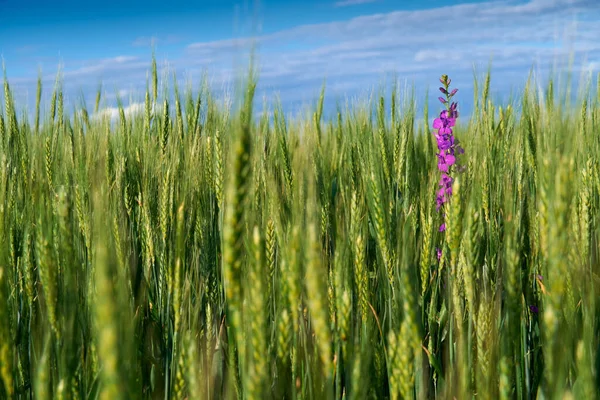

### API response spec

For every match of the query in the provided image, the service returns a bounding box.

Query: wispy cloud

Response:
[8,55,144,87]
[7,0,600,118]
[132,35,182,47]
[60,56,147,84]
[182,0,599,100]
[15,45,38,54]
[334,0,379,7]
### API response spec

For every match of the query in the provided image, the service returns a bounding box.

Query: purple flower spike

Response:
[436,248,442,261]
[432,75,463,248]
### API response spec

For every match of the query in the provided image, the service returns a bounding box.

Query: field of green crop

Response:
[0,55,599,400]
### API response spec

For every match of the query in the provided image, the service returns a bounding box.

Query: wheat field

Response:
[0,55,599,399]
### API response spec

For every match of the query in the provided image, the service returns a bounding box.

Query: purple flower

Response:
[438,96,447,104]
[437,158,449,173]
[439,223,446,232]
[439,87,448,94]
[449,88,458,97]
[446,153,456,166]
[434,111,456,131]
[436,201,444,212]
[436,248,442,261]
[437,187,447,202]
[447,102,459,119]
[436,194,445,211]
[439,173,453,187]
[436,133,454,150]
[438,126,453,135]
[529,305,539,313]
[437,152,456,173]
[438,175,453,205]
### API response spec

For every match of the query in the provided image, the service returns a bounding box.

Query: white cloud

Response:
[7,0,600,118]
[92,102,145,122]
[181,0,600,96]
[113,56,136,64]
[52,56,146,81]
[187,37,259,52]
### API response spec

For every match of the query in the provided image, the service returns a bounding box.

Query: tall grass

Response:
[0,55,599,400]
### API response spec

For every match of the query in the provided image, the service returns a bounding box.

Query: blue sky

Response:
[1,0,599,121]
